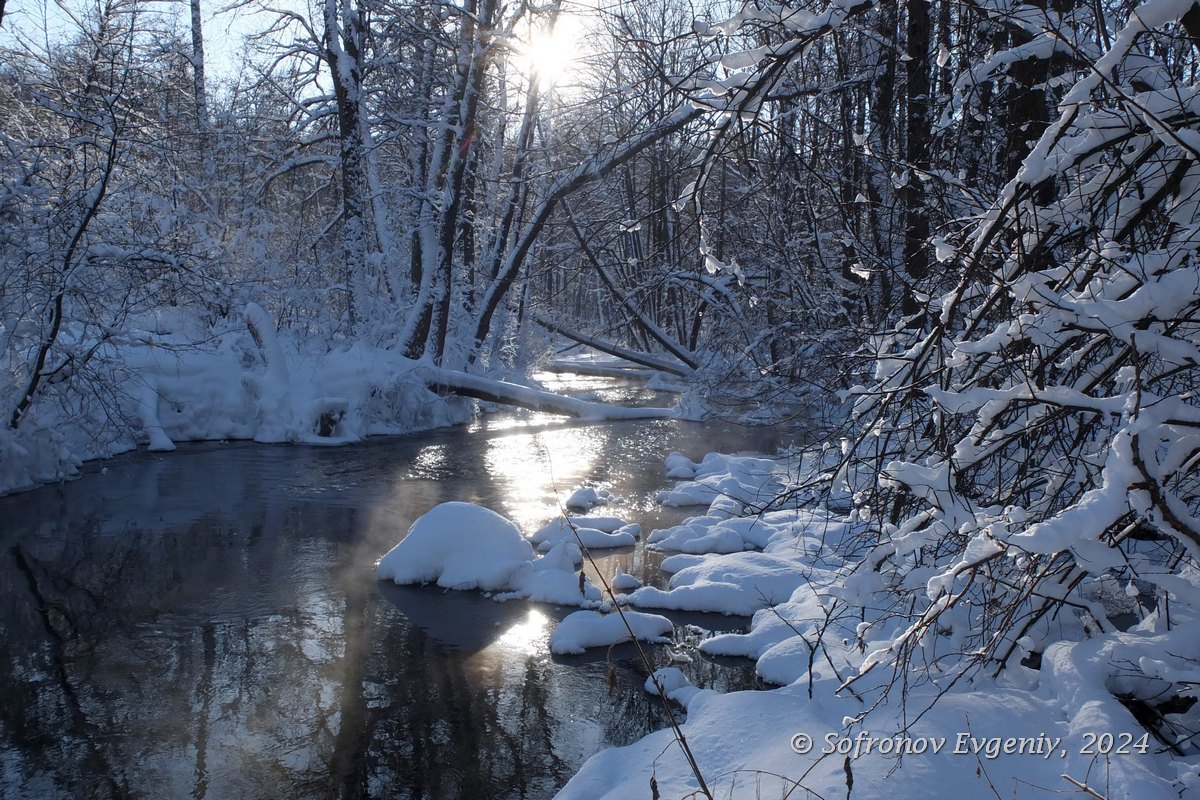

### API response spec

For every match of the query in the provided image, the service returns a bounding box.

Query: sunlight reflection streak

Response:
[483,428,602,534]
[491,608,550,655]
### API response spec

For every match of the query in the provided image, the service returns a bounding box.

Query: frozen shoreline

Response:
[558,452,1198,799]
[375,448,1198,799]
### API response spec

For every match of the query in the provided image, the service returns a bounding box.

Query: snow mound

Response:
[508,545,603,605]
[611,568,641,591]
[376,501,534,590]
[564,485,616,510]
[664,451,698,479]
[643,667,702,706]
[656,452,785,507]
[378,503,601,606]
[531,515,627,543]
[632,505,854,619]
[660,554,706,573]
[647,515,748,554]
[699,583,859,685]
[549,609,674,654]
[539,526,637,551]
[532,516,639,551]
[630,546,829,616]
[648,509,843,557]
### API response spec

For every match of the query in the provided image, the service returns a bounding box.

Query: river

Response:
[0,373,803,799]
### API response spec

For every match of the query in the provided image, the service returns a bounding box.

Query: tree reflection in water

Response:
[0,413,792,799]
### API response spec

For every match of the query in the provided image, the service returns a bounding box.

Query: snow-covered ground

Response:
[560,453,1200,800]
[374,449,1199,800]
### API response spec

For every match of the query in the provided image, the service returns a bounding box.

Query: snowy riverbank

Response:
[0,305,476,496]
[0,304,684,497]
[377,450,1200,799]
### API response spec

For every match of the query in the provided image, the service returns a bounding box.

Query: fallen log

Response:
[542,359,654,379]
[529,312,696,378]
[419,366,691,420]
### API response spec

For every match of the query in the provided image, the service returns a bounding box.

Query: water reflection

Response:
[378,584,533,654]
[492,609,551,656]
[0,401,800,799]
[482,427,605,534]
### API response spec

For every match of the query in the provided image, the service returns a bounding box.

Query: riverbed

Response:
[0,373,803,799]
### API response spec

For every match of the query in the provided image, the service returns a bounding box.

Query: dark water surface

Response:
[0,375,803,799]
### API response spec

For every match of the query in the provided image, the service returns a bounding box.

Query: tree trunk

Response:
[323,0,372,335]
[421,365,681,419]
[188,0,209,172]
[429,0,496,363]
[900,0,931,318]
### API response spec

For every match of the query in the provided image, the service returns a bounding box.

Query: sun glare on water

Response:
[494,608,551,654]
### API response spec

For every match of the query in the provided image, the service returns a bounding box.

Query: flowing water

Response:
[0,374,806,799]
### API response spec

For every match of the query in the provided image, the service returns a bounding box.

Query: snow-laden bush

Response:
[816,0,1200,740]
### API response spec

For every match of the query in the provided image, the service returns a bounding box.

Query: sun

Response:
[516,19,581,88]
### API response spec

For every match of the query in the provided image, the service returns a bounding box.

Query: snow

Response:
[610,568,641,591]
[643,667,701,706]
[376,501,534,591]
[1038,631,1188,800]
[664,450,698,479]
[0,423,84,496]
[551,450,1195,799]
[563,485,614,510]
[0,306,476,495]
[532,515,628,541]
[531,516,640,551]
[629,551,817,616]
[508,544,603,605]
[700,582,835,683]
[647,515,751,553]
[558,682,1099,800]
[542,526,637,551]
[548,609,674,655]
[655,452,786,508]
[378,503,603,605]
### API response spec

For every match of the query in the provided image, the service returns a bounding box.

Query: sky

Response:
[0,0,289,84]
[1,0,598,91]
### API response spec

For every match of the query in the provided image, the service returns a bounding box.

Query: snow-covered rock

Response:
[564,485,616,510]
[531,516,638,551]
[611,568,641,591]
[376,501,534,590]
[643,667,701,706]
[549,609,674,654]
